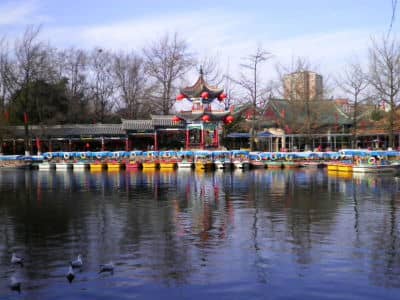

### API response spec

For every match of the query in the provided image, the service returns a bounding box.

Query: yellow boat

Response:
[159,161,177,169]
[90,162,105,171]
[107,161,123,171]
[194,161,214,170]
[327,163,339,171]
[337,164,353,172]
[142,161,159,169]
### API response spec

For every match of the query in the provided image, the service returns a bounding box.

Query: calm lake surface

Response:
[1,168,400,299]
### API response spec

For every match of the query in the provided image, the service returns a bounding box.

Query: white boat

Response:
[231,150,250,169]
[212,151,232,169]
[352,163,397,173]
[55,162,73,170]
[177,161,194,168]
[73,162,89,171]
[177,151,194,169]
[38,162,55,170]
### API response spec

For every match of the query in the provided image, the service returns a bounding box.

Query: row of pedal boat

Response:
[21,149,400,174]
[36,150,321,171]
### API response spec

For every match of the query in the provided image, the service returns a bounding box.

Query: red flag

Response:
[23,112,28,124]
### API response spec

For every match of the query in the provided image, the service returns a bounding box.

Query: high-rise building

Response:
[283,71,323,101]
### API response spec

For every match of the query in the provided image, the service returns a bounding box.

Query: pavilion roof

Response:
[176,110,230,122]
[180,73,224,99]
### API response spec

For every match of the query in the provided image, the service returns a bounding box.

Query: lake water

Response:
[1,168,400,299]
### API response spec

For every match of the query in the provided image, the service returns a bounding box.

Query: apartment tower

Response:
[283,71,323,101]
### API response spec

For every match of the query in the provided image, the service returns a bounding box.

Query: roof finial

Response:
[199,65,203,76]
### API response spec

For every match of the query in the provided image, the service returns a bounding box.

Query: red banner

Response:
[24,112,28,124]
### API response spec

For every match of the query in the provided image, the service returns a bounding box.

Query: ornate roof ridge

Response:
[180,72,224,98]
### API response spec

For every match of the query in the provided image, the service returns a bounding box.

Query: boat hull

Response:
[73,162,89,170]
[195,162,214,170]
[38,162,55,170]
[107,162,124,171]
[90,163,105,171]
[250,161,265,169]
[159,162,177,169]
[142,162,159,169]
[353,164,397,173]
[126,162,142,170]
[55,163,73,170]
[265,161,283,169]
[177,161,194,169]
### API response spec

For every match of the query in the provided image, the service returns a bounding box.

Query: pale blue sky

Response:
[0,0,397,91]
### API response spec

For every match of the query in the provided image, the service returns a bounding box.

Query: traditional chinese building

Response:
[173,69,234,149]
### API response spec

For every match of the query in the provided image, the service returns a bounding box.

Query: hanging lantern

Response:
[85,143,90,149]
[202,115,211,123]
[172,116,181,123]
[201,91,209,99]
[176,94,186,101]
[225,115,234,124]
[218,93,227,101]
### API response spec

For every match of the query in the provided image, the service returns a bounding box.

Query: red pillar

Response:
[185,128,190,150]
[125,138,129,151]
[154,131,158,150]
[214,128,220,148]
[49,139,52,152]
[200,127,205,150]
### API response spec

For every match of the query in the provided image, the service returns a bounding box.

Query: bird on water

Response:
[99,262,114,274]
[70,254,83,268]
[9,273,21,293]
[11,253,24,267]
[66,265,75,283]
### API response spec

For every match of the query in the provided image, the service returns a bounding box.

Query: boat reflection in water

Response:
[0,169,400,299]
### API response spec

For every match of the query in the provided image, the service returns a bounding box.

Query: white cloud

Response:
[44,9,248,51]
[0,0,47,26]
[10,7,382,97]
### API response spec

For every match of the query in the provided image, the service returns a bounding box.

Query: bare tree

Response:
[57,47,90,123]
[12,25,54,154]
[368,35,400,148]
[336,61,369,148]
[234,45,272,150]
[113,51,150,119]
[0,37,11,113]
[88,48,115,123]
[143,32,194,115]
[197,54,224,87]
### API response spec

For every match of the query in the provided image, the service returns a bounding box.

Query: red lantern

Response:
[85,143,90,149]
[225,115,234,124]
[218,93,227,101]
[172,116,181,123]
[176,94,186,101]
[202,115,211,123]
[201,91,209,99]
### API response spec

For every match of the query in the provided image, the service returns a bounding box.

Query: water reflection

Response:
[0,169,399,298]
